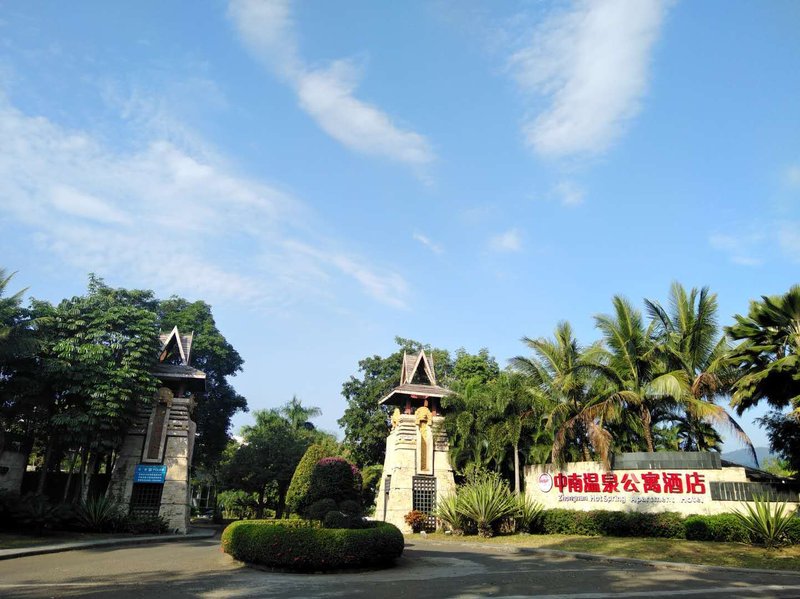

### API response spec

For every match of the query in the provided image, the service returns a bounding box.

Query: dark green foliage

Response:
[323,510,364,529]
[360,464,383,510]
[306,457,360,508]
[533,509,684,539]
[121,513,169,534]
[221,520,404,571]
[684,514,749,543]
[76,496,121,532]
[307,499,338,521]
[3,493,72,533]
[338,499,362,516]
[286,444,339,515]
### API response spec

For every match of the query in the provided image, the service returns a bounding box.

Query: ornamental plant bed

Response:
[221,519,404,572]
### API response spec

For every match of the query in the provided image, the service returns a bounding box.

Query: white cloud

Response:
[708,232,763,267]
[786,164,800,189]
[489,228,523,253]
[553,180,585,206]
[778,223,800,261]
[413,232,443,254]
[509,0,670,158]
[0,95,409,310]
[227,0,434,168]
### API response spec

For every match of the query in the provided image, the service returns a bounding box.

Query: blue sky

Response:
[1,1,798,453]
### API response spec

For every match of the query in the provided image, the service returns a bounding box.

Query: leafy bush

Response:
[684,513,749,543]
[532,509,685,539]
[456,476,517,537]
[338,500,362,516]
[733,496,796,548]
[286,444,339,516]
[217,490,259,520]
[8,493,71,534]
[307,498,338,521]
[306,458,360,505]
[121,513,170,534]
[221,519,404,571]
[323,511,365,529]
[784,517,800,543]
[404,510,428,532]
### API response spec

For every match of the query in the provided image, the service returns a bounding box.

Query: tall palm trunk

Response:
[640,405,655,452]
[513,442,520,494]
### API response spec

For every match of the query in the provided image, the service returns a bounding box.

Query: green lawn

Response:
[411,532,800,571]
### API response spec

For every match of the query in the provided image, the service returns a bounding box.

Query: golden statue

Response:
[391,407,400,429]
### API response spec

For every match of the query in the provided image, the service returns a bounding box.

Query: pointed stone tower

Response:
[106,327,206,533]
[374,350,456,532]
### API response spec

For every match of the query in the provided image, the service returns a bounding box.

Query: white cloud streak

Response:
[0,94,409,310]
[489,228,523,253]
[228,0,434,168]
[510,0,670,158]
[553,180,585,207]
[413,232,443,254]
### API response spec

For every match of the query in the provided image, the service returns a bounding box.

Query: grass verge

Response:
[411,532,800,571]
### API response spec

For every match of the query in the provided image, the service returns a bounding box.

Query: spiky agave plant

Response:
[456,477,517,538]
[515,493,543,533]
[78,495,122,532]
[434,493,465,534]
[733,494,796,549]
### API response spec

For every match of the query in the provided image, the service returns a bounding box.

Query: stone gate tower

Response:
[374,350,456,532]
[106,327,206,533]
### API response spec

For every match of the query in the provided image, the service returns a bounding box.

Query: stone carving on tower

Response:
[374,350,456,532]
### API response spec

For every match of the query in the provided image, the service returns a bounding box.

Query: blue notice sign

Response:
[134,464,167,483]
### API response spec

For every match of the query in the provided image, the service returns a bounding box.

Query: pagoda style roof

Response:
[379,350,451,405]
[153,326,206,391]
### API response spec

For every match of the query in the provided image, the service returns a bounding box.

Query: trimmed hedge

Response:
[221,519,404,571]
[534,509,685,539]
[684,514,749,543]
[531,509,800,543]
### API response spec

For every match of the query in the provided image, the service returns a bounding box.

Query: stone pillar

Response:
[375,413,456,533]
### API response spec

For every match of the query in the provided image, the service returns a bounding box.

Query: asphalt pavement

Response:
[1,533,800,598]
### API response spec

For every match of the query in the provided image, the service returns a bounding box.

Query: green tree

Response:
[221,409,307,518]
[36,277,161,498]
[281,395,322,431]
[511,321,605,465]
[581,296,686,454]
[726,285,800,470]
[157,297,248,471]
[338,337,452,468]
[646,283,754,459]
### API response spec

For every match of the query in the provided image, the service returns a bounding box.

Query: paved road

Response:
[1,534,800,598]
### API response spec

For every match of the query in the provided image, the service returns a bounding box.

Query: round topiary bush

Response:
[221,519,404,571]
[307,457,361,506]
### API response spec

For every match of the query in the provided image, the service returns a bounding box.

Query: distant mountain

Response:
[721,446,774,469]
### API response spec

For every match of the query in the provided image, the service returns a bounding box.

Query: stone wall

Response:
[0,450,26,493]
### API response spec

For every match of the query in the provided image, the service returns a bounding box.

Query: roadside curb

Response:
[0,527,218,561]
[410,538,800,577]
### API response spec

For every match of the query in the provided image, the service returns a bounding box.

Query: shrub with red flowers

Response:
[304,457,364,526]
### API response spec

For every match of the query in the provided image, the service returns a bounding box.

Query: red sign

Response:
[551,471,706,495]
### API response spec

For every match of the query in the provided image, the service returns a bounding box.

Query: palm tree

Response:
[511,321,608,465]
[645,283,755,461]
[580,296,686,454]
[726,285,800,415]
[726,285,800,469]
[280,395,322,431]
